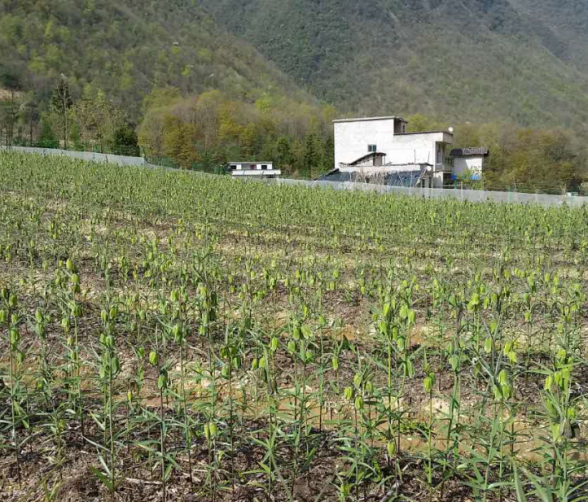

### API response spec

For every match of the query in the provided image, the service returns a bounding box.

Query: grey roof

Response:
[396,130,454,136]
[450,147,489,157]
[228,161,273,164]
[333,116,407,123]
[344,152,387,166]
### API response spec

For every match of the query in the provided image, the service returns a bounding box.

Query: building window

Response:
[368,145,377,153]
[230,164,237,170]
[261,165,268,170]
[250,164,257,170]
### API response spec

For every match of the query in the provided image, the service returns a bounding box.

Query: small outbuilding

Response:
[227,162,281,178]
[450,147,489,181]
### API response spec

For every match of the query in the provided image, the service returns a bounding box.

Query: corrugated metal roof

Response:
[228,161,273,164]
[343,152,387,166]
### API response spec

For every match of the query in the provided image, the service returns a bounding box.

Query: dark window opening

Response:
[250,164,257,170]
[368,145,377,153]
[261,165,268,170]
[230,165,237,170]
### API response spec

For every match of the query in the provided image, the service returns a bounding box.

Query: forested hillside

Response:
[509,0,588,70]
[200,0,588,129]
[0,0,338,177]
[6,0,588,129]
[0,0,311,117]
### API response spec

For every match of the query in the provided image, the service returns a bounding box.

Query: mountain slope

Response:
[0,0,313,116]
[199,0,588,129]
[509,0,588,68]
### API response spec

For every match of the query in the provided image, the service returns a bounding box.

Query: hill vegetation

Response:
[138,88,336,177]
[0,0,336,175]
[200,0,588,129]
[0,0,311,117]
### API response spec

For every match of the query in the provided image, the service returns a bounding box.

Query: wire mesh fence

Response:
[251,177,588,207]
[1,145,148,167]
[3,145,588,207]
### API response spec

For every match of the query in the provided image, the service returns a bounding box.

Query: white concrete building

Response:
[450,147,489,181]
[333,116,454,188]
[228,161,281,178]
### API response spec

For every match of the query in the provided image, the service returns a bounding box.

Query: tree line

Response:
[0,75,140,156]
[138,88,335,177]
[0,77,336,178]
[1,75,587,191]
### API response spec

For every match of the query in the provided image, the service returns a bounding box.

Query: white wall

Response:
[264,178,584,208]
[386,134,436,165]
[334,118,397,167]
[334,121,450,166]
[232,170,281,177]
[453,157,483,178]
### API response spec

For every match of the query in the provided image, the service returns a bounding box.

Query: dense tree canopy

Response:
[138,89,335,176]
[0,0,312,119]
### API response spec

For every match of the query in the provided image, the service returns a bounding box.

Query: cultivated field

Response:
[1,152,587,502]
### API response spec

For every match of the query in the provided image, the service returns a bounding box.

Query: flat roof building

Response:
[333,116,453,188]
[227,162,281,178]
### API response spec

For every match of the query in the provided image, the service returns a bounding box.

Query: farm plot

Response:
[1,151,588,501]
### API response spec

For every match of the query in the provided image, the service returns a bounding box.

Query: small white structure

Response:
[450,147,489,181]
[333,116,454,188]
[228,162,281,178]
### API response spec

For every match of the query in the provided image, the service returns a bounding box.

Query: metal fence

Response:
[3,146,588,208]
[0,146,148,167]
[251,178,588,208]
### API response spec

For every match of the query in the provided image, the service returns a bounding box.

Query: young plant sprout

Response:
[0,151,587,501]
